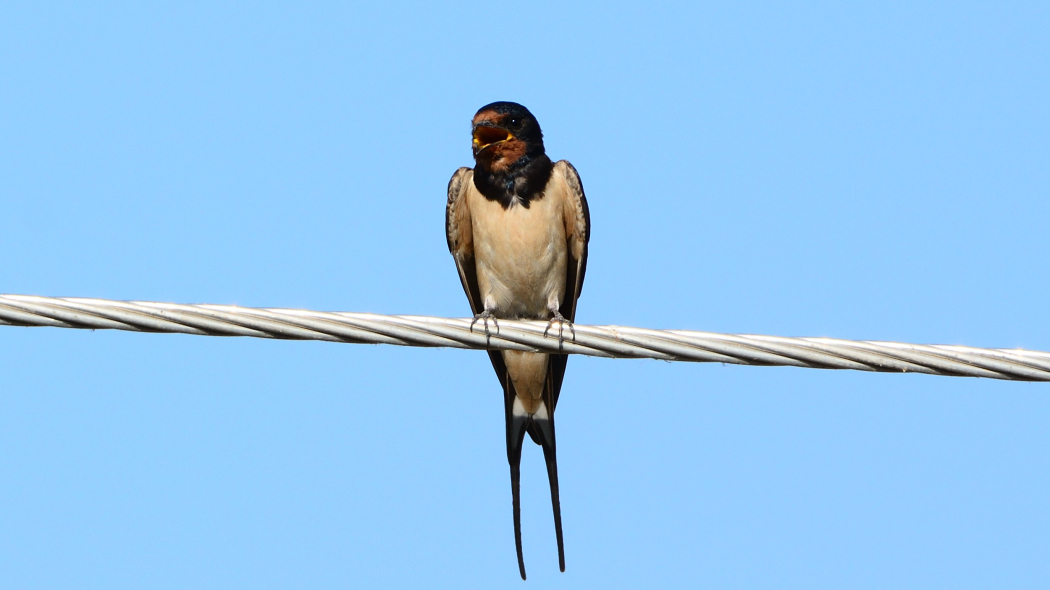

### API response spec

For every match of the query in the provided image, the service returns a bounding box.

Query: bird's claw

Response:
[470,310,499,339]
[544,311,575,345]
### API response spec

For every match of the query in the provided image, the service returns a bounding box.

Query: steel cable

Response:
[1,294,1048,381]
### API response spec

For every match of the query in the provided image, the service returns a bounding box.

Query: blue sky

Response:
[1,2,1048,588]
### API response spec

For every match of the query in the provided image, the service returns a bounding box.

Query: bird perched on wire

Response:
[445,101,590,579]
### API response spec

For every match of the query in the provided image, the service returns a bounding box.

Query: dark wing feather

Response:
[547,161,591,411]
[446,167,480,311]
[446,167,510,393]
[557,160,590,321]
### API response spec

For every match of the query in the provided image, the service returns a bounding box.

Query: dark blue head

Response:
[470,101,552,206]
[471,101,546,168]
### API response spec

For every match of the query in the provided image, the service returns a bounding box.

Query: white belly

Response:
[469,190,568,320]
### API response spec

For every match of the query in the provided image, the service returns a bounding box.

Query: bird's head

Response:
[471,101,545,173]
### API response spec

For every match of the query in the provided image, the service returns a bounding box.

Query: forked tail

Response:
[506,406,564,580]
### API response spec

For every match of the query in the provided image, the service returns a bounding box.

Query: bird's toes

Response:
[544,312,575,345]
[470,310,498,339]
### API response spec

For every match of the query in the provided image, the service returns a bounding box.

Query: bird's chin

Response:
[473,144,500,162]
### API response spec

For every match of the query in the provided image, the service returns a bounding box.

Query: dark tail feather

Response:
[507,415,528,580]
[529,417,565,572]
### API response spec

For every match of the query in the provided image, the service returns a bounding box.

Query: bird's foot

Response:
[469,309,499,338]
[543,311,575,345]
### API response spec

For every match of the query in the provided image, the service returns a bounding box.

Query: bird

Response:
[445,101,590,579]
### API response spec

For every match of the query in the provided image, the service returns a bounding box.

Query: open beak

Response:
[473,124,513,151]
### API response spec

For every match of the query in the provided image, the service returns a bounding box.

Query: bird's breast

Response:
[468,186,568,320]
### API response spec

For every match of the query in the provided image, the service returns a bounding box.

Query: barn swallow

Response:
[446,102,590,579]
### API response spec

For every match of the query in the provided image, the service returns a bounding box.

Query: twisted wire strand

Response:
[1,294,1048,382]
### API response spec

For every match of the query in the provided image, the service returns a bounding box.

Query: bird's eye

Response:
[509,118,521,127]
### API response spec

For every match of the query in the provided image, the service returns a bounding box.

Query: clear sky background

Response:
[1,2,1048,588]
